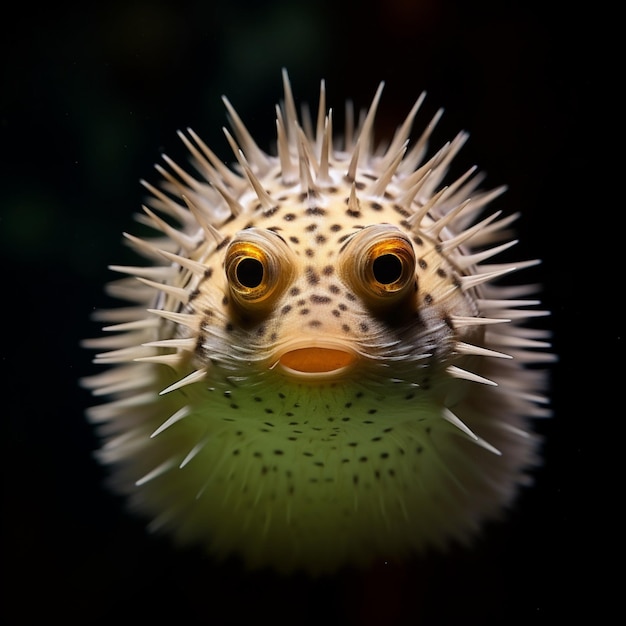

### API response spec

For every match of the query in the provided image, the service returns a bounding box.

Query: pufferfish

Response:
[82,70,552,575]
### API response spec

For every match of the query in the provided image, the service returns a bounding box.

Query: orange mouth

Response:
[278,347,357,376]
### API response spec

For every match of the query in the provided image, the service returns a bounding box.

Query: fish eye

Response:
[225,242,272,302]
[372,253,404,285]
[365,239,415,296]
[224,230,294,309]
[235,257,264,289]
[340,226,416,307]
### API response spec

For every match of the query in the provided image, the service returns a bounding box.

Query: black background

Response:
[2,1,612,624]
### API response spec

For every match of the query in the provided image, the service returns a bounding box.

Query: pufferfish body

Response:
[83,71,551,574]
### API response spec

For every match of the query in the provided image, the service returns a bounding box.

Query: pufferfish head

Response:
[82,70,552,575]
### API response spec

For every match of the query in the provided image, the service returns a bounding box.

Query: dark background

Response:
[1,1,611,624]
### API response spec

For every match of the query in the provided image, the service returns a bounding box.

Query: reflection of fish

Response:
[82,70,552,575]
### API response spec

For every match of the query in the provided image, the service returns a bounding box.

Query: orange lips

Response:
[278,347,356,375]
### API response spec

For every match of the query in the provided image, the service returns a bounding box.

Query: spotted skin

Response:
[83,72,551,574]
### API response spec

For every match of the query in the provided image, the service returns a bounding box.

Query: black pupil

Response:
[372,254,403,284]
[236,257,264,288]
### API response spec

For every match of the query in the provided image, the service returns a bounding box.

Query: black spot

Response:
[222,295,229,306]
[306,207,326,216]
[263,206,279,217]
[289,286,301,296]
[308,320,322,327]
[284,213,296,221]
[437,268,447,278]
[328,284,340,294]
[423,294,433,305]
[338,303,347,311]
[359,322,369,332]
[305,248,315,257]
[316,234,327,244]
[413,236,423,246]
[359,456,368,462]
[289,236,300,244]
[305,267,320,285]
[195,331,206,354]
[225,322,234,332]
[323,266,334,276]
[367,409,378,414]
[330,224,342,232]
[230,403,239,409]
[393,205,411,218]
[305,223,317,232]
[371,202,383,211]
[274,450,284,455]
[346,209,361,218]
[310,294,331,304]
[341,324,351,333]
[418,258,428,269]
[380,452,389,459]
[332,310,340,317]
[216,236,231,251]
[281,305,292,315]
[300,308,310,315]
